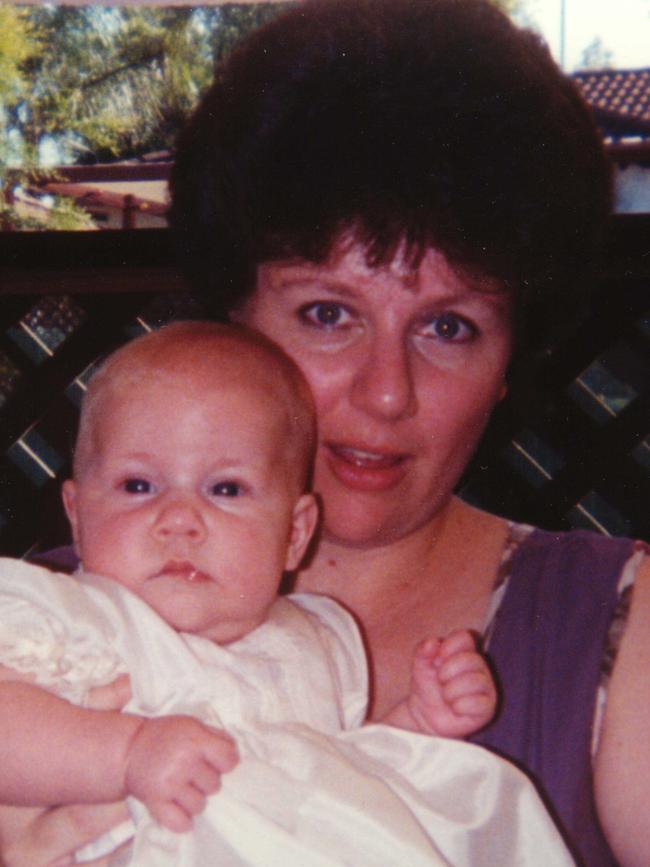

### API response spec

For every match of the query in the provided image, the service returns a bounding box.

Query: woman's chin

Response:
[320,504,415,550]
[317,479,454,550]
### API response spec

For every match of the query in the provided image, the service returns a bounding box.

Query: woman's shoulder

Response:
[505,522,641,577]
[475,511,647,637]
[492,523,645,631]
[455,496,643,565]
[481,524,643,672]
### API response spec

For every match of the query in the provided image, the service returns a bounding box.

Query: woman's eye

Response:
[210,481,241,497]
[123,478,152,494]
[299,302,352,328]
[418,313,476,343]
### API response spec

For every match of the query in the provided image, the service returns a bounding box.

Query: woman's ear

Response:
[61,479,80,550]
[285,494,319,571]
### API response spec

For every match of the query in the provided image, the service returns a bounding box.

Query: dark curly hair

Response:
[169,0,611,359]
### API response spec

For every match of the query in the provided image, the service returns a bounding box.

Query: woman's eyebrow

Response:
[270,272,359,299]
[269,266,511,310]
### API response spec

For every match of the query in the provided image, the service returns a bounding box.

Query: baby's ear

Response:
[61,479,80,548]
[285,494,319,571]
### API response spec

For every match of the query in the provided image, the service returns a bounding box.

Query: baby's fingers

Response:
[442,668,494,700]
[436,629,478,662]
[190,759,224,796]
[412,637,442,667]
[203,730,239,773]
[437,649,489,684]
[448,691,496,718]
[147,758,225,832]
[175,782,209,821]
[148,799,194,833]
[151,776,219,832]
[162,733,237,821]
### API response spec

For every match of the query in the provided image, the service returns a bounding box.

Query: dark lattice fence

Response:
[0,230,210,557]
[1,219,649,559]
[460,215,650,541]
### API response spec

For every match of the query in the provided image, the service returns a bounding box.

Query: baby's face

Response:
[63,368,316,644]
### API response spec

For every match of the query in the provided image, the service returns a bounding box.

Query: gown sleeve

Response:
[0,558,127,705]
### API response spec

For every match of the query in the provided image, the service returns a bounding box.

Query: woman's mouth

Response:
[324,443,409,492]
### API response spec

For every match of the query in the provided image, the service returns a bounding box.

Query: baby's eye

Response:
[123,478,152,494]
[210,481,242,497]
[416,312,476,343]
[298,302,353,329]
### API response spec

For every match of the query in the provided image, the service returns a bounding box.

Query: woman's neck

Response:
[295,497,509,719]
[295,497,462,619]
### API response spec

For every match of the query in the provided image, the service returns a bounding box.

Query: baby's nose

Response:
[151,498,207,543]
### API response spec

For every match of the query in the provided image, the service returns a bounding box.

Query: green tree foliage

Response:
[0,3,288,228]
[2,3,288,167]
[19,5,282,163]
[0,6,35,105]
[0,6,43,224]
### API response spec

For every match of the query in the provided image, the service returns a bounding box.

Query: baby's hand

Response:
[408,629,497,739]
[124,716,239,832]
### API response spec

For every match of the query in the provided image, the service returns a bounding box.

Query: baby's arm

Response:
[383,629,497,738]
[0,667,238,832]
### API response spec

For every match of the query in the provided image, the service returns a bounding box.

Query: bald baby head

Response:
[73,321,316,495]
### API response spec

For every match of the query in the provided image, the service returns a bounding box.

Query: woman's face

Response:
[238,238,513,548]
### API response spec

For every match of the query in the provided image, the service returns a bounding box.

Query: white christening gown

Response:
[0,559,574,866]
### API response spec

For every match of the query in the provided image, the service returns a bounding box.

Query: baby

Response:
[0,323,572,866]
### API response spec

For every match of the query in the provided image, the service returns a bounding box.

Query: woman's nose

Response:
[151,497,207,544]
[349,334,417,421]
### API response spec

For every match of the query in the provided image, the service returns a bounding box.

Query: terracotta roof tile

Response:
[573,69,650,137]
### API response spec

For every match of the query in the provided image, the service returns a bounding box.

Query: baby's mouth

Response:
[153,561,211,583]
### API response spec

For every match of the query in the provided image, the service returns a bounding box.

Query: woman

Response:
[3,1,648,866]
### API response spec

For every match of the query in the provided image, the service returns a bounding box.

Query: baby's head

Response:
[63,321,318,644]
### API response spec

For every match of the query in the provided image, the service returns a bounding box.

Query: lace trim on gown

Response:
[0,582,126,705]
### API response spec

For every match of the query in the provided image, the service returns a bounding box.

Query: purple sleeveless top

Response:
[469,528,635,867]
